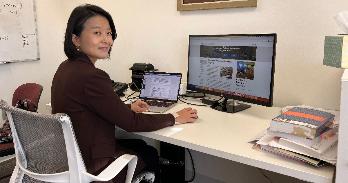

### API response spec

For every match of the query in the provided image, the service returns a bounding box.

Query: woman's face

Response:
[72,15,113,63]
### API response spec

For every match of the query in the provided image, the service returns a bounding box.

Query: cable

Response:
[185,148,195,182]
[125,91,137,99]
[211,96,225,104]
[181,92,205,98]
[129,81,141,92]
[178,96,208,107]
[257,168,273,183]
[122,96,138,103]
[121,82,140,103]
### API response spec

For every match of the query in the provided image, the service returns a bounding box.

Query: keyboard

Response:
[144,100,176,113]
[145,100,174,107]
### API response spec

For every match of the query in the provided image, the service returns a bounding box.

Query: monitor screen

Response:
[187,34,276,107]
[140,73,182,101]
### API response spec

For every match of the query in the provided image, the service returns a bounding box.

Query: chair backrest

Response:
[0,100,87,182]
[12,83,43,112]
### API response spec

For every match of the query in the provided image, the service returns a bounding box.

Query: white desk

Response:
[136,103,334,183]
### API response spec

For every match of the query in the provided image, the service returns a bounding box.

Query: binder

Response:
[260,145,326,167]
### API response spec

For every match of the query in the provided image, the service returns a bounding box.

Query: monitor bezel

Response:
[186,33,277,107]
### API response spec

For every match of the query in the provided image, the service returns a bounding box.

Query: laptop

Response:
[139,72,182,113]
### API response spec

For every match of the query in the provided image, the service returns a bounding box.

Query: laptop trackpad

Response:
[148,104,175,113]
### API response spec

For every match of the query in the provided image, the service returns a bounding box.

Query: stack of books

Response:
[255,106,338,167]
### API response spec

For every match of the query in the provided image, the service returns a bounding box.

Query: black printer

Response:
[129,63,157,91]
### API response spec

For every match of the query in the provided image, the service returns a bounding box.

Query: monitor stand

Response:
[211,98,251,113]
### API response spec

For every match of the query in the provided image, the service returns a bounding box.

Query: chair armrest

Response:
[82,154,138,183]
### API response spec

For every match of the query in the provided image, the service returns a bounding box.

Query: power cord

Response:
[257,168,273,183]
[122,96,139,103]
[178,96,208,107]
[129,81,141,92]
[122,82,140,103]
[185,148,195,182]
[125,91,137,99]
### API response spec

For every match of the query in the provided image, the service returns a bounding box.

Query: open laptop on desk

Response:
[139,72,182,113]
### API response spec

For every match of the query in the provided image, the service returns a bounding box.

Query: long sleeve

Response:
[84,69,175,132]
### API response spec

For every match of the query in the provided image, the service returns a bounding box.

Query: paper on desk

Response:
[268,127,338,152]
[270,141,337,164]
[249,129,268,143]
[257,133,337,164]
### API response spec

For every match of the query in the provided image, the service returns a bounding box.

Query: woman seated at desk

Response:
[51,4,198,183]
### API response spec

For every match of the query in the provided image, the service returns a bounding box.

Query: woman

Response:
[51,4,198,182]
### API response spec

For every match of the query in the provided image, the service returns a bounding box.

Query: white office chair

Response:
[0,100,138,183]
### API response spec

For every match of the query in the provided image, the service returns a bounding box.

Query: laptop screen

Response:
[140,73,182,101]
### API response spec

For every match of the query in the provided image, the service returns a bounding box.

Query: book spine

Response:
[269,120,317,139]
[315,119,334,137]
[267,130,319,147]
[273,118,317,128]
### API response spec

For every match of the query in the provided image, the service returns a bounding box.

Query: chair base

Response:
[132,171,155,183]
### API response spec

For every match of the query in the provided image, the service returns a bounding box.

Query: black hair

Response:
[64,4,117,59]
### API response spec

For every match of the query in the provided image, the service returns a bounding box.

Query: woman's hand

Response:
[174,107,198,124]
[131,100,149,113]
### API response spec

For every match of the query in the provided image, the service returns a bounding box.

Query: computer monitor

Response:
[187,33,277,113]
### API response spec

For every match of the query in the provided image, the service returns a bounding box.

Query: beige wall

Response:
[1,0,346,182]
[1,0,346,110]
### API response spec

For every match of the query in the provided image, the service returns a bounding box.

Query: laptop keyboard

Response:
[145,100,174,107]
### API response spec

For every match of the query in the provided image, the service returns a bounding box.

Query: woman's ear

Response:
[72,34,80,47]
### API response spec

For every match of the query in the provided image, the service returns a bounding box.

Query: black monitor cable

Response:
[122,82,139,103]
[185,148,196,182]
[213,96,226,103]
[122,96,139,103]
[178,96,208,107]
[257,168,273,183]
[128,81,141,92]
[125,90,137,99]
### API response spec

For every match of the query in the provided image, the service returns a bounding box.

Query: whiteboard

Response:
[0,0,39,63]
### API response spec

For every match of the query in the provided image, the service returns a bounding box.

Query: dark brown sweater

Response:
[51,55,174,172]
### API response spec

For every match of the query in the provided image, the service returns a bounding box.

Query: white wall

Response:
[0,0,68,113]
[1,0,346,182]
[1,0,346,111]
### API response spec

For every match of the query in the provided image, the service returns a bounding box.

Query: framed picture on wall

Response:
[177,0,257,11]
